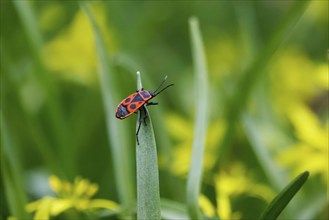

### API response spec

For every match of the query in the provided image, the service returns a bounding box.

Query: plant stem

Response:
[186,17,209,219]
[136,71,161,220]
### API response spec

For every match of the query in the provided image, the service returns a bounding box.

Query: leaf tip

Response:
[189,16,198,25]
[301,170,310,179]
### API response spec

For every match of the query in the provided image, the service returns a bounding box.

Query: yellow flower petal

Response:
[49,199,72,216]
[165,113,193,140]
[27,175,120,219]
[89,199,119,210]
[287,104,327,147]
[217,194,232,219]
[42,5,116,85]
[214,163,275,219]
[170,142,192,176]
[62,181,72,195]
[75,199,90,210]
[86,184,99,197]
[26,199,42,212]
[75,178,90,197]
[33,197,54,220]
[49,175,62,194]
[199,194,216,217]
[314,64,329,89]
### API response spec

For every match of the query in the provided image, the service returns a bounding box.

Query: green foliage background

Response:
[1,1,328,219]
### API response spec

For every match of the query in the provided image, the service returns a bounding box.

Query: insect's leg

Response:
[143,115,147,126]
[146,102,158,106]
[136,110,142,145]
[140,106,148,126]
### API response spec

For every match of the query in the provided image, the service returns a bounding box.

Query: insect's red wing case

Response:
[115,90,153,119]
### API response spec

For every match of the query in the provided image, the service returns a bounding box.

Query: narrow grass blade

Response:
[1,112,29,219]
[12,0,42,52]
[1,50,59,174]
[12,1,69,175]
[186,17,209,219]
[136,72,161,220]
[81,3,135,209]
[113,53,177,200]
[161,199,188,220]
[297,192,327,219]
[243,113,286,190]
[258,171,310,220]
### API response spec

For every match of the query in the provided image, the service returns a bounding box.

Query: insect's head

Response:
[152,75,174,97]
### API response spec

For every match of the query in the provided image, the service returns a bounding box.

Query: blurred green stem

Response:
[12,0,42,53]
[186,17,209,219]
[136,72,161,220]
[12,0,70,177]
[1,112,29,219]
[81,2,135,211]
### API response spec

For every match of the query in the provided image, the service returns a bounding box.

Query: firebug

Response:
[115,76,173,144]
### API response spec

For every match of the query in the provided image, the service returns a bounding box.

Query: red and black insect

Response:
[115,76,173,144]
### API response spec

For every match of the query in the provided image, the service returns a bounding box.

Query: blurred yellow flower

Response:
[42,5,117,85]
[199,163,275,219]
[207,36,241,82]
[26,175,118,220]
[165,113,225,176]
[198,194,216,218]
[277,103,328,182]
[271,48,328,112]
[270,48,328,183]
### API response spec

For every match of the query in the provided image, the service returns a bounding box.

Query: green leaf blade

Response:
[186,17,209,219]
[259,171,310,220]
[81,3,135,209]
[136,72,161,220]
[1,113,30,219]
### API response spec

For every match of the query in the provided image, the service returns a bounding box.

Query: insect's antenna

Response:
[153,75,168,94]
[154,83,174,96]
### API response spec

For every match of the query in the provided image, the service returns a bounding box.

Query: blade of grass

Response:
[12,1,69,176]
[112,53,178,202]
[161,199,188,220]
[214,0,311,168]
[258,171,310,220]
[1,46,60,174]
[297,192,327,219]
[242,113,286,190]
[136,71,161,220]
[1,112,29,219]
[81,3,135,209]
[12,0,42,53]
[186,17,209,219]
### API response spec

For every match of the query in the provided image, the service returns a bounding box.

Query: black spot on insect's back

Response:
[130,104,136,109]
[141,90,151,99]
[116,105,128,118]
[132,94,144,102]
[125,97,131,103]
[138,101,143,104]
